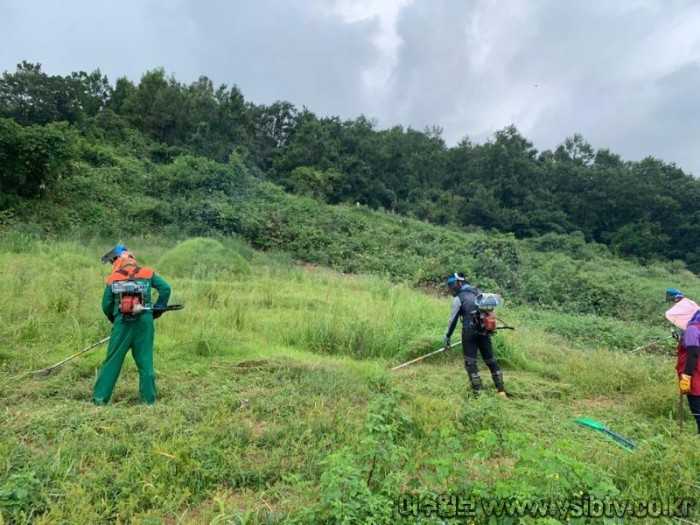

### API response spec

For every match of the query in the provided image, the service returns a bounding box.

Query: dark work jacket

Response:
[446,285,483,338]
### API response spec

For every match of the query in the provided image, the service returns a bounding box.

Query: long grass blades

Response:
[574,417,639,453]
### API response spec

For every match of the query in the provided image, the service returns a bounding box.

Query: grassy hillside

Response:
[1,236,699,524]
[5,148,700,343]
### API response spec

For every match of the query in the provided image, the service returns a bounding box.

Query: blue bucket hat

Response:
[666,287,684,301]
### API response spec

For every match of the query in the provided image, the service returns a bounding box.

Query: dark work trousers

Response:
[462,328,505,393]
[687,395,700,434]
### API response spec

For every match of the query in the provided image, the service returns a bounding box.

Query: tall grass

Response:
[1,236,698,524]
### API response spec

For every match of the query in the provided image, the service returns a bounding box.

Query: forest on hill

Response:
[2,61,698,271]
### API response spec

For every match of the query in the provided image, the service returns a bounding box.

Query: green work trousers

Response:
[93,315,156,405]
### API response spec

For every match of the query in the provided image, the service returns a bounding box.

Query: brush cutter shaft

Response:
[55,336,111,366]
[630,335,673,353]
[38,336,111,374]
[132,304,185,314]
[390,341,461,371]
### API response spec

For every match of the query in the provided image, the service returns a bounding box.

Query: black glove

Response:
[153,309,164,320]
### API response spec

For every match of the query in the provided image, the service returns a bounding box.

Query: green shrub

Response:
[293,391,410,524]
[0,119,78,207]
[156,237,251,279]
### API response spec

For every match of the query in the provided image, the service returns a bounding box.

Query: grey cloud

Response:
[511,1,700,174]
[373,0,700,175]
[0,1,156,80]
[179,0,379,117]
[600,61,700,175]
[1,0,700,175]
[382,2,480,132]
[0,0,380,119]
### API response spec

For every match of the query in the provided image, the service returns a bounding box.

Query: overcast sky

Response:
[2,0,700,175]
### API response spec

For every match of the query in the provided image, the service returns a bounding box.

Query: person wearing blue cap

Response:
[666,287,684,303]
[94,244,171,405]
[444,273,506,396]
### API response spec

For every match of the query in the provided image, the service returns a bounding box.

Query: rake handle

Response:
[600,427,639,449]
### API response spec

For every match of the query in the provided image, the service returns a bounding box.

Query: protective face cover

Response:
[446,273,465,296]
[665,298,700,330]
[112,256,137,273]
[101,244,129,265]
[449,282,463,296]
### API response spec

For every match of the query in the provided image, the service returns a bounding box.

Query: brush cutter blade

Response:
[164,304,184,311]
[35,365,61,378]
[32,336,110,379]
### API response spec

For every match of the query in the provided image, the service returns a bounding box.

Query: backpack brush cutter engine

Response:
[475,293,515,334]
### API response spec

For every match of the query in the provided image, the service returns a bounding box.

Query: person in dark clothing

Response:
[444,273,506,397]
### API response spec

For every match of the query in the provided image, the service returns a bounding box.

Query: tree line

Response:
[1,61,698,270]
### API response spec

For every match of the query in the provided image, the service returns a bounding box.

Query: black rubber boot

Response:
[491,370,507,397]
[465,358,483,394]
[485,359,506,395]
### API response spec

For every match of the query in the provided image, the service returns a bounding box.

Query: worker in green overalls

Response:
[93,244,171,405]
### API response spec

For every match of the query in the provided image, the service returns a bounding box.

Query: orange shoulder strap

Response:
[107,265,154,284]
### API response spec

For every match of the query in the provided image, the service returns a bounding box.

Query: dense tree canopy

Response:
[1,62,698,269]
